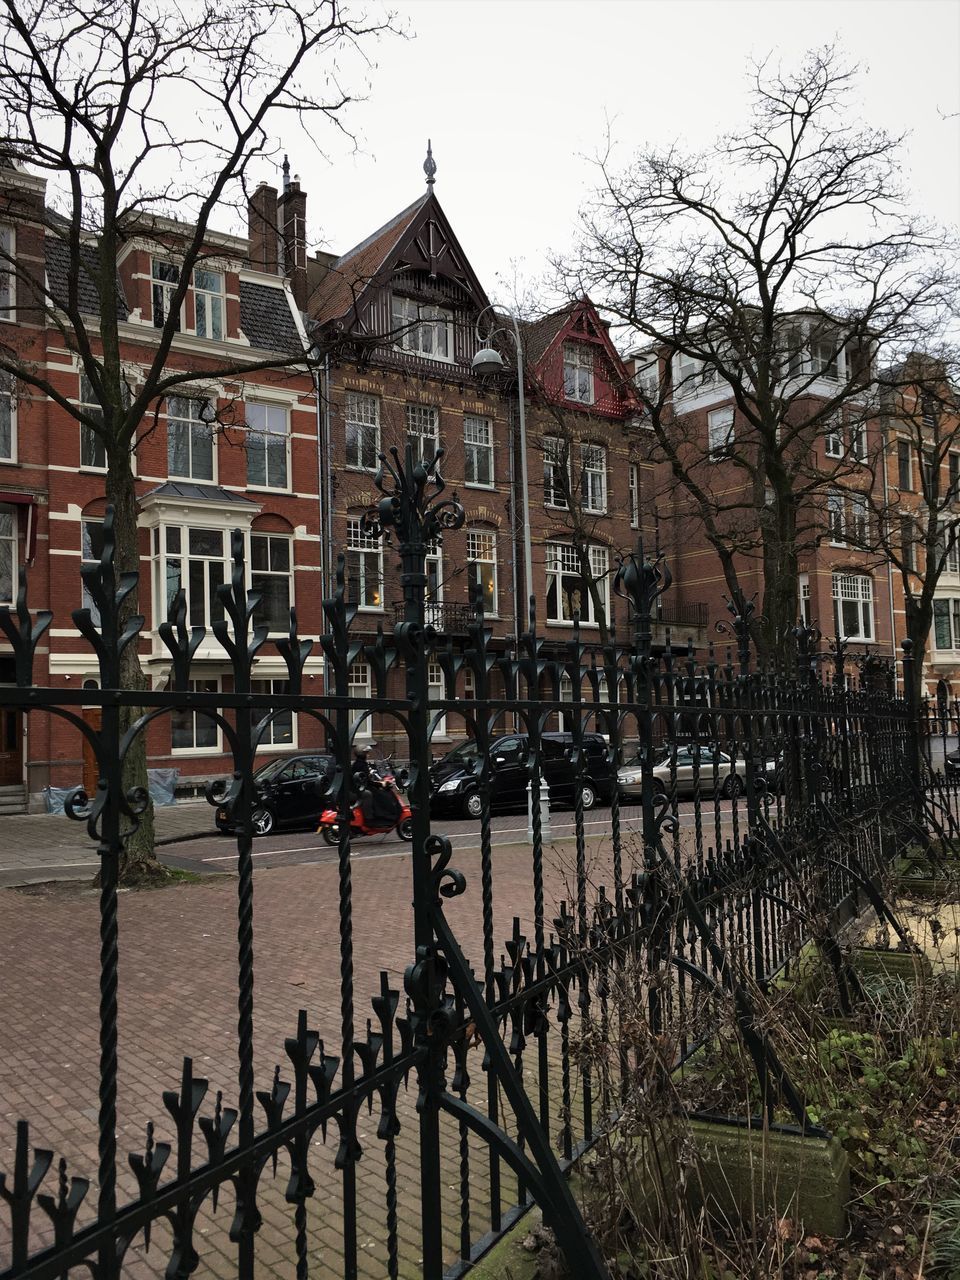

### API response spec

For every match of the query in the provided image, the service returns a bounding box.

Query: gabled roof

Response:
[309,189,491,329]
[309,195,428,326]
[520,297,634,391]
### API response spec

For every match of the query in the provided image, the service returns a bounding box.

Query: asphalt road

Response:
[167,797,744,875]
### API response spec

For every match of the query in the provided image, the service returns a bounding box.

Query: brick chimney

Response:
[278,169,308,311]
[248,182,279,274]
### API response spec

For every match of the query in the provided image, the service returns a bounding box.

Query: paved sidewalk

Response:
[0,801,218,887]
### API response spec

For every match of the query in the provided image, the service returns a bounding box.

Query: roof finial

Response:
[282,154,291,191]
[423,139,436,188]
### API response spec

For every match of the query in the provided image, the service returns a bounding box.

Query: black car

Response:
[430,732,616,819]
[215,753,336,836]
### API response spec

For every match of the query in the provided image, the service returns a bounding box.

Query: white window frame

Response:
[428,661,446,736]
[545,542,609,627]
[392,295,454,362]
[81,519,105,623]
[898,439,914,491]
[0,504,18,606]
[634,357,659,406]
[563,343,595,404]
[406,404,439,467]
[827,492,846,546]
[850,421,867,462]
[251,533,293,633]
[346,518,383,611]
[168,396,215,482]
[463,415,494,488]
[824,415,843,459]
[171,678,221,754]
[425,539,444,627]
[251,677,295,749]
[543,435,569,508]
[155,524,231,632]
[0,380,15,462]
[629,463,640,529]
[345,392,380,472]
[76,374,107,472]
[674,350,705,394]
[467,529,498,617]
[707,407,734,460]
[933,599,960,652]
[848,493,869,546]
[0,223,14,320]
[193,267,225,341]
[580,443,607,513]
[949,452,960,503]
[832,573,874,643]
[152,258,181,331]
[799,573,811,627]
[348,661,373,739]
[245,401,289,491]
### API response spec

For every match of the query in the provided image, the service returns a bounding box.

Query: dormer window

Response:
[563,343,594,404]
[152,260,181,331]
[194,269,224,340]
[392,295,453,361]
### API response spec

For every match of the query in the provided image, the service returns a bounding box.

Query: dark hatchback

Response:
[215,753,336,836]
[430,732,616,819]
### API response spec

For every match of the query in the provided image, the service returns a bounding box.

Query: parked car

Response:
[430,732,615,819]
[215,753,336,836]
[618,744,748,800]
[945,750,960,779]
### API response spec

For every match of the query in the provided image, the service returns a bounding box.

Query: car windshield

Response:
[255,757,295,782]
[438,741,480,766]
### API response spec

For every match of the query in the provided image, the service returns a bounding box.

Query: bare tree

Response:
[564,46,953,660]
[841,349,960,705]
[0,0,393,881]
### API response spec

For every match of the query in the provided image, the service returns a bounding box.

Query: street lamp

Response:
[471,308,549,842]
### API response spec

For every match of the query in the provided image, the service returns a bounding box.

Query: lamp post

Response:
[472,309,550,842]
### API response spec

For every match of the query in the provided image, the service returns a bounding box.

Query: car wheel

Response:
[251,807,274,836]
[722,775,744,799]
[398,816,414,841]
[463,790,484,820]
[320,822,340,846]
[580,782,597,811]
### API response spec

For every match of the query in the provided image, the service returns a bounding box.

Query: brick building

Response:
[627,322,897,665]
[0,165,322,810]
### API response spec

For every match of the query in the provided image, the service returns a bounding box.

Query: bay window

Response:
[168,397,214,481]
[832,573,874,643]
[193,268,224,340]
[157,525,228,629]
[464,415,494,486]
[346,519,382,609]
[345,392,380,471]
[580,443,607,512]
[392,295,453,360]
[563,343,594,404]
[251,534,292,632]
[934,600,960,652]
[546,542,608,626]
[466,529,497,616]
[171,678,219,751]
[246,401,288,489]
[406,404,439,466]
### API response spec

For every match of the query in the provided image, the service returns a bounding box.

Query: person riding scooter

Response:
[351,746,402,825]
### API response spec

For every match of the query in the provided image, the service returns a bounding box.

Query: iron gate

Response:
[0,447,927,1278]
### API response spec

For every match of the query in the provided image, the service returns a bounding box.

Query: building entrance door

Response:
[0,658,22,785]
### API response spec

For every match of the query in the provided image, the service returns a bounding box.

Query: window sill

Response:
[172,747,224,757]
[343,465,380,476]
[464,481,496,491]
[246,484,292,495]
[583,507,607,517]
[80,466,108,475]
[546,620,601,629]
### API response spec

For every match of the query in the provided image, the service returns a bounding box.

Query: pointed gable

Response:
[522,298,637,417]
[309,190,491,333]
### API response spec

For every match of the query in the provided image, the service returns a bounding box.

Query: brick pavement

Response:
[0,832,642,1277]
[0,802,218,886]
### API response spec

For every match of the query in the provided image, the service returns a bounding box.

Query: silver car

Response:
[618,745,749,800]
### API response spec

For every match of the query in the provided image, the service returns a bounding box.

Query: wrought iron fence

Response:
[0,446,933,1280]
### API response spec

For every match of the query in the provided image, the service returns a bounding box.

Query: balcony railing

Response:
[653,600,709,631]
[392,601,475,633]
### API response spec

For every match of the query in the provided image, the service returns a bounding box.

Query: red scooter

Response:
[317,771,413,845]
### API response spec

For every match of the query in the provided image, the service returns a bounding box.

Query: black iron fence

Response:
[0,447,938,1280]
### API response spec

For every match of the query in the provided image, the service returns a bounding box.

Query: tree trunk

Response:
[760,488,800,666]
[106,448,162,885]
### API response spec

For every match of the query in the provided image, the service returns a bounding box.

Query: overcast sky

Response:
[275,0,960,306]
